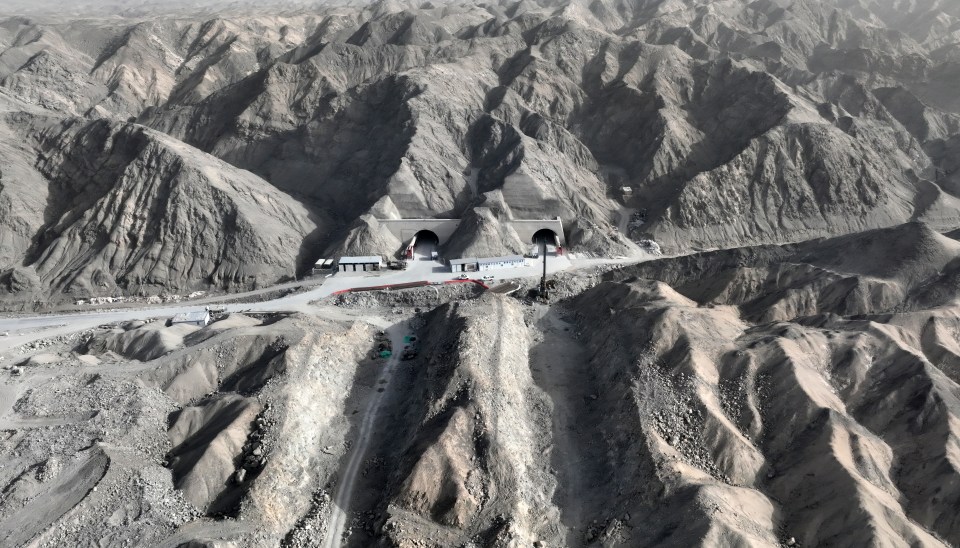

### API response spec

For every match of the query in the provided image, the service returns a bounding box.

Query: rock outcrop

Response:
[1,0,960,301]
[3,118,320,299]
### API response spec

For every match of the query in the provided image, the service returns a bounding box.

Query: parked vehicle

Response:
[455,274,469,280]
[481,275,495,281]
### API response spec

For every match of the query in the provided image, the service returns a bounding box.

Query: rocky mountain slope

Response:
[5,1,960,546]
[1,0,960,302]
[6,223,960,546]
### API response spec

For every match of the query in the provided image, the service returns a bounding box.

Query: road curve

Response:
[0,253,649,354]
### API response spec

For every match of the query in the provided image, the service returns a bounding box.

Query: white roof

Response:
[172,311,209,323]
[339,256,382,264]
[477,255,525,265]
[449,257,479,265]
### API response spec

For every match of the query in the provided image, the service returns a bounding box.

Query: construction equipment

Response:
[538,238,549,302]
[404,234,418,259]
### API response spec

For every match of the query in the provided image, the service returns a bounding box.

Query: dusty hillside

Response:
[0,310,384,546]
[5,231,960,546]
[4,1,960,544]
[607,222,960,321]
[1,0,960,301]
[0,113,321,304]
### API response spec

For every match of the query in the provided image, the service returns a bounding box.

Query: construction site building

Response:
[449,258,479,273]
[338,256,383,272]
[170,310,211,327]
[312,258,334,275]
[477,255,526,271]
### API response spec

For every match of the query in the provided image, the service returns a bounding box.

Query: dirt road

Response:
[529,305,611,546]
[321,324,409,548]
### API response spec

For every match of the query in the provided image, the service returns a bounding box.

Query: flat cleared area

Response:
[0,250,641,352]
[2,225,960,546]
[2,0,960,546]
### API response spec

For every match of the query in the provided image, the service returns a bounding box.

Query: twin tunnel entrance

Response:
[401,224,563,259]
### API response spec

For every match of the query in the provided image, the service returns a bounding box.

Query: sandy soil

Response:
[1,224,960,547]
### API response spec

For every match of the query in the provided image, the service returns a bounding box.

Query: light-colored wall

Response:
[379,219,462,244]
[509,219,567,245]
[478,259,525,271]
[380,218,567,246]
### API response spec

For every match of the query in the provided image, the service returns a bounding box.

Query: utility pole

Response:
[539,239,548,301]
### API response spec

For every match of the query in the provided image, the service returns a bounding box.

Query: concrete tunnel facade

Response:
[378,218,567,247]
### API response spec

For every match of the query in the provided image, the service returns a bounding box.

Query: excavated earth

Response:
[2,222,960,546]
[3,1,960,547]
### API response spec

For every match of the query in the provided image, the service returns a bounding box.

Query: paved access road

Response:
[0,249,642,353]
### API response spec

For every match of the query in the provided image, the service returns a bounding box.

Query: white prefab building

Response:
[312,258,334,275]
[477,255,526,271]
[450,258,479,273]
[338,256,383,272]
[171,310,211,327]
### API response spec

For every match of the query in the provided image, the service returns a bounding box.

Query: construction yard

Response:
[5,226,960,547]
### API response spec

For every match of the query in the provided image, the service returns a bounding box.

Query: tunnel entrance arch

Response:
[531,228,564,256]
[405,229,441,259]
[414,230,440,247]
[531,228,557,244]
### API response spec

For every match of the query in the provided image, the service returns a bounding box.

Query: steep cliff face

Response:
[17,118,321,297]
[0,121,48,271]
[1,0,960,299]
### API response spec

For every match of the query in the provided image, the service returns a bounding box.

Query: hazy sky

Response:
[0,0,345,17]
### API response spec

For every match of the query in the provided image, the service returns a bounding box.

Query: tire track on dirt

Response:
[321,324,407,548]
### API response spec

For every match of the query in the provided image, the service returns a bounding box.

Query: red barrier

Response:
[385,281,431,291]
[331,280,431,296]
